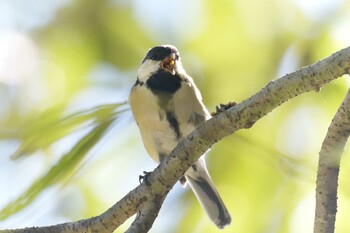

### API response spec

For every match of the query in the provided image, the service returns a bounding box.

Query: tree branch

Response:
[314,88,350,233]
[125,195,165,233]
[1,47,350,233]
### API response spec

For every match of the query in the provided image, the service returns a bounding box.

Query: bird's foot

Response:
[211,101,237,116]
[139,171,152,184]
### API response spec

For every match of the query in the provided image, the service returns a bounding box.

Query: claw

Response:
[211,101,237,116]
[139,171,152,184]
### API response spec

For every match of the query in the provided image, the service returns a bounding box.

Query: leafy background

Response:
[1,0,350,232]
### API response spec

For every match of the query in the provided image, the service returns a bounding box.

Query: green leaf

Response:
[11,102,127,159]
[0,115,116,220]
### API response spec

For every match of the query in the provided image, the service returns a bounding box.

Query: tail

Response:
[185,159,231,229]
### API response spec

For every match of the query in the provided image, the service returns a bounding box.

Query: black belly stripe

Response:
[166,111,181,139]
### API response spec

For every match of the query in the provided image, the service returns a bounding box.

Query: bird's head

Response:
[137,45,184,82]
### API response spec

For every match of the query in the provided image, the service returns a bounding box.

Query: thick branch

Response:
[314,89,350,233]
[1,47,350,233]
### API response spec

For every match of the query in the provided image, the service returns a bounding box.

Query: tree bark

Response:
[314,89,350,233]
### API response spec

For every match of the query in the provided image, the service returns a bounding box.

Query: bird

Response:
[129,45,231,228]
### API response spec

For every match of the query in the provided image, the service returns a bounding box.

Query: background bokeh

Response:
[1,0,350,232]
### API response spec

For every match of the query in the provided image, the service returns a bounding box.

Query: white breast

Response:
[129,71,210,164]
[129,84,179,163]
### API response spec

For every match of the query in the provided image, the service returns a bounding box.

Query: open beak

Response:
[161,53,176,75]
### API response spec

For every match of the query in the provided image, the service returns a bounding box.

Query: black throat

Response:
[146,70,182,95]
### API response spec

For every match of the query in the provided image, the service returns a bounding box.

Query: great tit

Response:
[129,45,231,228]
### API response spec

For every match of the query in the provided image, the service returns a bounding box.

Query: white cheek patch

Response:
[138,60,161,83]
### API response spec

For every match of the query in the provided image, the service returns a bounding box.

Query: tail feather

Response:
[185,160,231,228]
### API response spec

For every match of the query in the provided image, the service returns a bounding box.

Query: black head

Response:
[142,45,180,63]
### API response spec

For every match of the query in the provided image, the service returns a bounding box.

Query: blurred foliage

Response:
[11,103,125,159]
[0,103,126,219]
[0,0,350,232]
